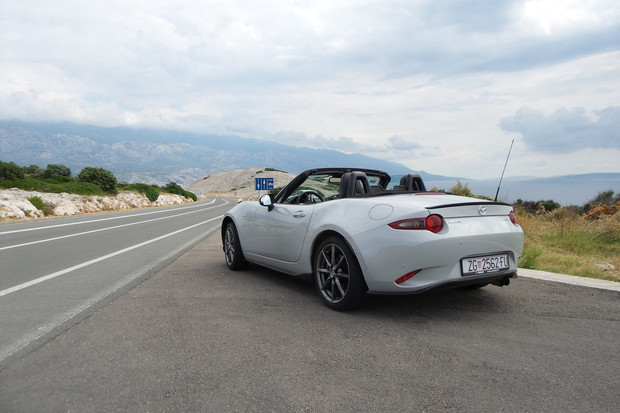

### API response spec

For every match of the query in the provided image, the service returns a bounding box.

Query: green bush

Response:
[0,160,25,181]
[1,177,105,195]
[77,167,118,194]
[50,181,104,195]
[118,183,160,202]
[28,196,44,210]
[24,165,45,176]
[43,175,74,184]
[27,196,55,215]
[162,182,196,201]
[514,199,561,214]
[44,164,71,178]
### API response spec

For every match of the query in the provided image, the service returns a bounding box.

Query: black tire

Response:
[223,222,247,270]
[313,236,366,311]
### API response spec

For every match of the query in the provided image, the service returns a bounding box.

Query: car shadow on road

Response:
[221,262,514,319]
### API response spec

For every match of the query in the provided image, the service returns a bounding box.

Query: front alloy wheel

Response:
[314,236,365,311]
[224,222,246,270]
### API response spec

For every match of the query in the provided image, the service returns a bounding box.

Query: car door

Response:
[246,203,314,262]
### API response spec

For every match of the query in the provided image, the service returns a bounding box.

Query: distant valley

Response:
[1,120,618,205]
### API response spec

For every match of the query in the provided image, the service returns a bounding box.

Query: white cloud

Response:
[0,0,619,178]
[500,106,620,152]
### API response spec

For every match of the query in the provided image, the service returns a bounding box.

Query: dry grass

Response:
[516,207,620,282]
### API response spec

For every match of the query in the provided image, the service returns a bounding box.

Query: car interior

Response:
[283,171,428,204]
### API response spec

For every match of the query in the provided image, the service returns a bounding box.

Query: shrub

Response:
[584,190,619,212]
[24,165,45,176]
[43,175,74,184]
[449,181,492,200]
[0,160,25,181]
[514,199,560,214]
[27,196,55,215]
[44,164,71,178]
[118,183,160,202]
[162,182,197,201]
[77,167,118,194]
[28,196,44,210]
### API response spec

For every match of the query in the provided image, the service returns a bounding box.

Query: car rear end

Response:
[350,195,524,294]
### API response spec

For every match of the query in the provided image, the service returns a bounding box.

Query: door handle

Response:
[293,211,306,218]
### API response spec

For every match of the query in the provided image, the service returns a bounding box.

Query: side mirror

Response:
[259,194,274,211]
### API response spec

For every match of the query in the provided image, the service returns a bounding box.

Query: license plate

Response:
[461,254,509,276]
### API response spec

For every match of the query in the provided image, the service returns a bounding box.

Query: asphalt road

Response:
[0,199,233,369]
[1,232,618,412]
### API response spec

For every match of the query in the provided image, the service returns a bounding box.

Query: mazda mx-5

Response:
[221,168,524,311]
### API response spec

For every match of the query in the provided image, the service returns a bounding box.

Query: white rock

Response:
[596,263,616,271]
[0,188,194,221]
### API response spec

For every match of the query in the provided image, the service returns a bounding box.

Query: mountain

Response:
[0,120,420,185]
[2,120,617,205]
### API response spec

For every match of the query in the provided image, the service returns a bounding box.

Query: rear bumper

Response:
[366,271,517,295]
[349,219,523,293]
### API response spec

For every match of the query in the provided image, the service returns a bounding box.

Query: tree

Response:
[77,167,118,194]
[24,164,45,176]
[44,164,71,177]
[0,160,25,181]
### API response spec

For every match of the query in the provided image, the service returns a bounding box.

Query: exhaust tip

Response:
[492,278,510,287]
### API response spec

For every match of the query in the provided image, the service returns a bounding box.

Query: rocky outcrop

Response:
[189,167,296,199]
[0,189,194,220]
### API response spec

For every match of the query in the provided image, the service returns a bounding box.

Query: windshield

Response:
[282,174,339,203]
[278,170,390,204]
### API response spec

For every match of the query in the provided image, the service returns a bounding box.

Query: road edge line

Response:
[518,268,620,292]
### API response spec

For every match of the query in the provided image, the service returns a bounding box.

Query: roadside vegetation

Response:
[514,193,619,282]
[444,182,619,282]
[0,160,197,205]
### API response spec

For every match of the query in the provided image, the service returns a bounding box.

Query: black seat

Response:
[399,174,426,192]
[338,172,371,198]
[369,185,384,194]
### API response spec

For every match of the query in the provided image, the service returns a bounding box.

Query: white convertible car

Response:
[222,168,524,310]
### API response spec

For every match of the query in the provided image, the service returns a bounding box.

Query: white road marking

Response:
[0,215,224,298]
[0,199,220,235]
[0,222,223,367]
[0,202,225,251]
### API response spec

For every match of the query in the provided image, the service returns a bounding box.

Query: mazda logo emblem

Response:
[478,206,487,215]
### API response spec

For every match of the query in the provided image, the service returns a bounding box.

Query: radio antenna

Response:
[494,139,514,202]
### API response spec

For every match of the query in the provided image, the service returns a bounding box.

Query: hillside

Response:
[0,121,413,186]
[189,168,296,199]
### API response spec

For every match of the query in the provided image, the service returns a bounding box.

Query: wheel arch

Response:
[221,216,235,243]
[310,230,369,292]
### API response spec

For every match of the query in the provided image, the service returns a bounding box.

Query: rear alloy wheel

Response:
[224,222,247,270]
[314,236,366,311]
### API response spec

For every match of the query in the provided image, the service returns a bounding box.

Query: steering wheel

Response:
[298,190,324,204]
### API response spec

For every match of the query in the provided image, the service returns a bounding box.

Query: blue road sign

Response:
[255,177,274,191]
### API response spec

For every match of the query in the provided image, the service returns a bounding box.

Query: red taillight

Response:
[395,269,422,285]
[388,214,444,233]
[425,214,444,233]
[389,218,426,230]
[509,211,517,225]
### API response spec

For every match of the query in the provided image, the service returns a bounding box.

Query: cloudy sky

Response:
[1,0,618,179]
